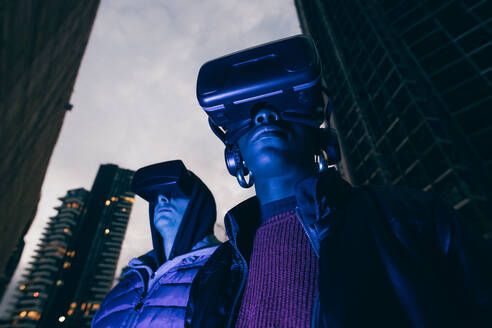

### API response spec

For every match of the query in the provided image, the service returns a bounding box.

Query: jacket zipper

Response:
[225,213,249,328]
[296,207,320,258]
[123,290,146,328]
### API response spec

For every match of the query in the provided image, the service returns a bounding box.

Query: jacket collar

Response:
[295,169,353,227]
[128,234,219,274]
[224,170,353,259]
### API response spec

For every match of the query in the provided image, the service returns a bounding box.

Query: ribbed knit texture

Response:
[235,203,319,328]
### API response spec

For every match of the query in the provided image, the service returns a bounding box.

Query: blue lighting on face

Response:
[153,193,190,237]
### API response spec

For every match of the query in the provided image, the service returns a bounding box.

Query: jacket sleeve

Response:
[434,197,492,325]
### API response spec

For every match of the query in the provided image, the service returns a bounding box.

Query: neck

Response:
[254,164,316,205]
[160,229,178,260]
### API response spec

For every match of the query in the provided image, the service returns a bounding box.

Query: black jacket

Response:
[185,171,492,327]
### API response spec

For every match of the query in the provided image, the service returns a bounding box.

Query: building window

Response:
[122,208,126,212]
[33,292,39,298]
[19,311,27,318]
[63,262,71,269]
[122,196,135,203]
[27,311,41,320]
[58,316,66,322]
[19,285,26,291]
[63,228,70,233]
[105,200,111,206]
[56,280,63,286]
[104,229,110,235]
[111,196,118,201]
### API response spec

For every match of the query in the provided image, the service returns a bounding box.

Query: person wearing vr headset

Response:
[185,35,492,327]
[91,160,220,328]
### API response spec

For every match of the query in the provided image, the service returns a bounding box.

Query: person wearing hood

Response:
[91,160,220,328]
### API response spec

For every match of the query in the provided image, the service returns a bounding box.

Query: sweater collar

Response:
[260,196,297,221]
[225,170,353,258]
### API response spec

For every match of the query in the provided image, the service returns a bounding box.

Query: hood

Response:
[149,171,216,265]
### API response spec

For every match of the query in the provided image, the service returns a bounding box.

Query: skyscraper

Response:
[295,0,491,233]
[10,164,135,327]
[0,0,101,276]
[10,188,90,327]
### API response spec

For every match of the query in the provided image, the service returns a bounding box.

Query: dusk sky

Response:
[1,0,300,315]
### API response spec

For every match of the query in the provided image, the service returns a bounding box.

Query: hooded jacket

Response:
[92,172,220,328]
[185,170,492,327]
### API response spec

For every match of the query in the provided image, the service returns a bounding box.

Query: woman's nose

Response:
[157,194,169,205]
[254,108,279,126]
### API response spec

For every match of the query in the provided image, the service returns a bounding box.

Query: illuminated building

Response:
[295,0,491,232]
[10,164,135,327]
[0,0,101,277]
[10,188,90,327]
[61,164,135,328]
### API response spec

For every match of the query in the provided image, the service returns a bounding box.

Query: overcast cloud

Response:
[1,0,300,315]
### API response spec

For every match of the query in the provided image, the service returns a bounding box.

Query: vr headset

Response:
[196,35,325,145]
[131,160,194,203]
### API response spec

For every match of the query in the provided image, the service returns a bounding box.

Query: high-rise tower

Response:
[11,188,90,327]
[0,0,101,276]
[10,164,135,327]
[295,0,491,232]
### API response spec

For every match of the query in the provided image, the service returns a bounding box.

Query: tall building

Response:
[0,0,101,275]
[0,233,26,303]
[61,164,135,328]
[10,164,135,327]
[10,188,90,327]
[295,0,491,233]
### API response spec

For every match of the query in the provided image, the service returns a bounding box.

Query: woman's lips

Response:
[250,125,287,142]
[155,207,172,215]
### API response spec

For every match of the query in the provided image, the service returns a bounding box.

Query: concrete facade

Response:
[0,0,100,274]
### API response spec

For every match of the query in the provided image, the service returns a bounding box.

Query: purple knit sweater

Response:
[235,197,319,328]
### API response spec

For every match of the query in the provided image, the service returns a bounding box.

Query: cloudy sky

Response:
[1,0,300,316]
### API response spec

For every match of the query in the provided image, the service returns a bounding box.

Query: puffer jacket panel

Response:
[134,308,186,328]
[92,244,218,328]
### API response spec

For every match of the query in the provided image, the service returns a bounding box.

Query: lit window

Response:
[19,311,27,318]
[63,262,71,269]
[67,203,72,208]
[63,228,70,233]
[19,285,26,291]
[123,196,135,203]
[67,309,74,316]
[56,280,63,286]
[33,292,39,298]
[104,229,110,235]
[70,302,77,308]
[122,208,127,212]
[105,200,110,206]
[27,311,41,320]
[81,303,86,310]
[58,316,66,322]
[111,196,118,201]
[92,304,100,310]
[72,202,79,208]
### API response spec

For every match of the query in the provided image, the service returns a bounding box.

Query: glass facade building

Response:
[295,0,491,233]
[10,164,135,327]
[11,188,90,327]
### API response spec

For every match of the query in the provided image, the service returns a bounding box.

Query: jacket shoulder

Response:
[364,184,444,223]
